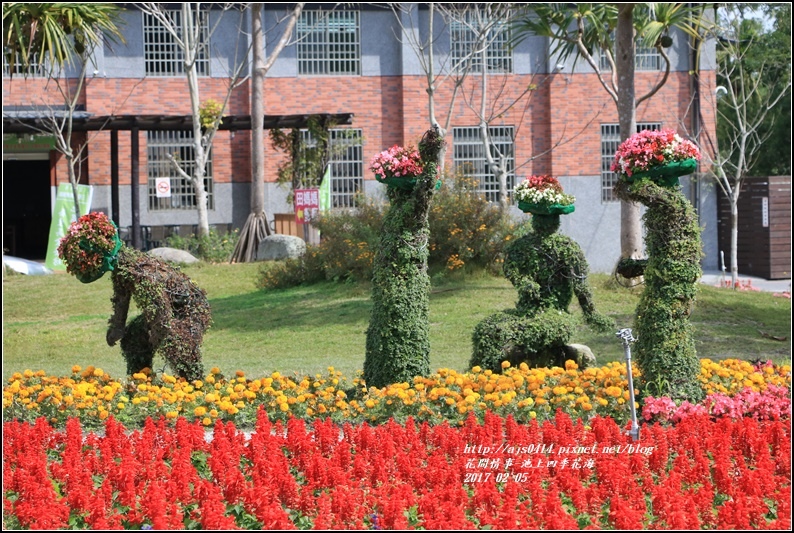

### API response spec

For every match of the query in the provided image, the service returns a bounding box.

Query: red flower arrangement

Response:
[611,128,700,178]
[57,212,122,283]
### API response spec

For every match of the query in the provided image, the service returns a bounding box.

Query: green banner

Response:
[319,166,331,213]
[44,183,94,270]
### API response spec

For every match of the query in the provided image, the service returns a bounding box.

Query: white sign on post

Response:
[155,177,172,198]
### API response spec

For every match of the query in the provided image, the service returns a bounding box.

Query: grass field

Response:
[2,262,791,382]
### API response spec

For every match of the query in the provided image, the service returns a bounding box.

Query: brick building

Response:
[2,4,719,272]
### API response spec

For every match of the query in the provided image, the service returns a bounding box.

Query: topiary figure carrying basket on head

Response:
[364,128,444,389]
[58,212,211,381]
[612,129,704,402]
[470,176,613,373]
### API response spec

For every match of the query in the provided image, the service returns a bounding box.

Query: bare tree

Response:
[389,3,471,173]
[136,3,258,240]
[232,3,304,263]
[699,5,791,287]
[393,3,602,211]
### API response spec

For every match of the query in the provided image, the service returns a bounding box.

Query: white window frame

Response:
[143,9,210,77]
[600,122,661,202]
[2,51,46,77]
[297,10,361,76]
[449,9,513,74]
[302,128,363,208]
[147,130,214,210]
[452,126,516,203]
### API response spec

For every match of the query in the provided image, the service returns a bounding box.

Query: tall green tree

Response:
[512,3,705,281]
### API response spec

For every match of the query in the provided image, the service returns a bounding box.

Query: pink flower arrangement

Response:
[369,145,424,181]
[611,128,700,177]
[643,385,792,423]
[57,212,120,282]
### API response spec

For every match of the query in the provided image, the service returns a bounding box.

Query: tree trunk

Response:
[231,3,271,263]
[730,193,739,288]
[616,3,644,274]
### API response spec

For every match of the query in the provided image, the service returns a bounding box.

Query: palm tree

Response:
[3,3,123,74]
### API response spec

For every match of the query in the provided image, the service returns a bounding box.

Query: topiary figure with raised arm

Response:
[471,176,613,373]
[58,212,211,381]
[364,128,444,389]
[612,128,704,402]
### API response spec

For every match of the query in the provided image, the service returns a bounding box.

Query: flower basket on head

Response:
[514,175,575,215]
[370,145,424,190]
[58,212,123,283]
[612,129,700,187]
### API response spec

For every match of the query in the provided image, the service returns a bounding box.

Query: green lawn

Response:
[2,263,791,382]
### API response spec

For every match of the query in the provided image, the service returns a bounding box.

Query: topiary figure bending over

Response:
[612,129,704,402]
[470,177,613,373]
[364,128,444,389]
[58,212,211,381]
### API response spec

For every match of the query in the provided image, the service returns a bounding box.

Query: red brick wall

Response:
[5,70,716,189]
[548,71,716,177]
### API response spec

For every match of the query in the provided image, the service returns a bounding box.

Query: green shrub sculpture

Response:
[58,212,211,381]
[612,129,704,402]
[363,128,444,389]
[613,178,704,402]
[470,181,613,373]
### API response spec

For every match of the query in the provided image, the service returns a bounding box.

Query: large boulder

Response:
[257,234,306,261]
[563,344,597,369]
[148,247,200,264]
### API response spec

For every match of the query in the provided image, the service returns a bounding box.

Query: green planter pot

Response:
[517,201,575,215]
[623,158,697,188]
[375,174,442,191]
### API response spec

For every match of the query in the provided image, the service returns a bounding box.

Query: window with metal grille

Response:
[449,9,512,73]
[600,122,661,202]
[299,128,363,208]
[297,10,360,76]
[452,126,515,203]
[2,51,46,77]
[599,36,661,71]
[143,10,210,76]
[147,130,214,210]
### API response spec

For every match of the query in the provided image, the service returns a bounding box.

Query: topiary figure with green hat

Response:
[471,176,613,373]
[58,212,211,381]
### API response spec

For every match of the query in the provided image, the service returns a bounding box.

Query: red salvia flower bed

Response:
[3,410,791,530]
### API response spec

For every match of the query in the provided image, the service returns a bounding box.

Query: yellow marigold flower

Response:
[202,417,212,426]
[71,365,82,373]
[194,406,207,417]
[501,361,511,370]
